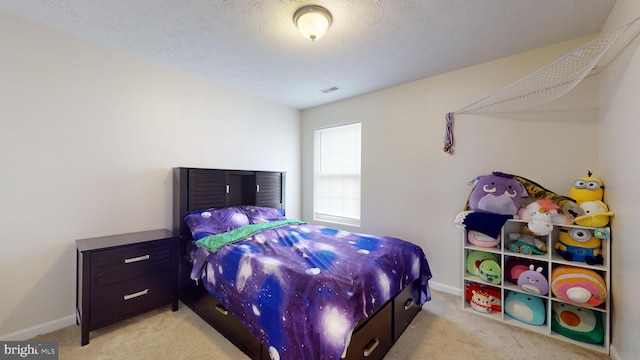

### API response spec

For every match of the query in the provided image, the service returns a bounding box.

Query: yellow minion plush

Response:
[555,227,603,265]
[569,171,604,204]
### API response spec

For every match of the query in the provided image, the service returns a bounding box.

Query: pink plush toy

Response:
[467,230,501,248]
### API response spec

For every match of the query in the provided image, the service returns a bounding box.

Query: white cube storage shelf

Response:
[461,219,610,354]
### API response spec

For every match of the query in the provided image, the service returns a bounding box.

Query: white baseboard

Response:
[610,344,621,360]
[0,315,75,341]
[428,281,462,297]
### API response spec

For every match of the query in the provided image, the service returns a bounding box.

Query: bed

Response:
[172,167,432,360]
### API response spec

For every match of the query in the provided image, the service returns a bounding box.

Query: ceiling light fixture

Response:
[293,5,332,41]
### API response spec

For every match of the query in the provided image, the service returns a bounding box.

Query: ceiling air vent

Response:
[319,86,340,94]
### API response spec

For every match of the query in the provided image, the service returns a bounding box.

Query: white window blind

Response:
[314,123,361,226]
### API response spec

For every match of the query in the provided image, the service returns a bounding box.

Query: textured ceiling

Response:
[0,0,616,109]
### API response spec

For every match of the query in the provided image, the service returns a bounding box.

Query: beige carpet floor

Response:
[31,290,611,360]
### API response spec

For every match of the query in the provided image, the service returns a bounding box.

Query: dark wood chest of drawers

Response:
[76,229,178,345]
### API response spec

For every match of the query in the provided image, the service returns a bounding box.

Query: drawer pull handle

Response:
[404,298,414,310]
[124,289,149,300]
[215,304,229,316]
[124,254,150,264]
[363,338,379,357]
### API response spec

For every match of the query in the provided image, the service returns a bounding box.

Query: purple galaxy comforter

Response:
[189,221,432,360]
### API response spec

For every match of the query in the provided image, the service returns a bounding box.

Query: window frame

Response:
[313,122,362,227]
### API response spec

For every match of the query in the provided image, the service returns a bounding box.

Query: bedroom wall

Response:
[599,1,640,359]
[0,13,301,339]
[301,36,601,294]
[301,4,640,357]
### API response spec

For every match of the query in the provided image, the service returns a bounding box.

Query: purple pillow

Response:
[184,207,250,240]
[240,206,286,224]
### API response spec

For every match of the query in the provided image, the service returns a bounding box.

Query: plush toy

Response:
[469,289,495,313]
[465,282,501,312]
[521,203,553,236]
[569,172,604,204]
[507,232,547,255]
[504,291,546,325]
[551,266,606,306]
[573,200,614,227]
[466,251,498,275]
[517,199,572,236]
[505,257,546,284]
[478,259,502,285]
[468,172,528,215]
[554,227,603,265]
[517,264,549,296]
[467,230,501,248]
[517,200,553,236]
[465,250,501,285]
[551,302,604,344]
[514,175,583,220]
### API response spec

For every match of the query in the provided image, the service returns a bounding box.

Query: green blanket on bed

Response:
[195,219,306,253]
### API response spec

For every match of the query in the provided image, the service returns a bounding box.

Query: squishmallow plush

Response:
[465,282,502,312]
[467,230,501,248]
[468,172,528,215]
[551,302,604,344]
[469,289,495,313]
[466,250,501,285]
[517,265,549,296]
[505,291,546,325]
[551,266,606,307]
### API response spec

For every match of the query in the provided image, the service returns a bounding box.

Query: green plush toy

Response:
[551,302,604,344]
[466,250,501,285]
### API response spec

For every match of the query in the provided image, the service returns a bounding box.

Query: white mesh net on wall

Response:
[442,16,640,155]
[454,20,634,115]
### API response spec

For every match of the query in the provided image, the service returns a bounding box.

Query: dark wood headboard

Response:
[172,167,286,253]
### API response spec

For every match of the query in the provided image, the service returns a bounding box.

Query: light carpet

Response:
[31,290,611,360]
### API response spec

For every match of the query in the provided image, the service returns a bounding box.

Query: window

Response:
[313,123,361,226]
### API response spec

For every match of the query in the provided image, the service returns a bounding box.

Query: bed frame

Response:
[172,167,423,360]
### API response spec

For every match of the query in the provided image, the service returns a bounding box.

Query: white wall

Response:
[302,35,600,293]
[599,1,640,359]
[302,4,640,357]
[0,13,301,339]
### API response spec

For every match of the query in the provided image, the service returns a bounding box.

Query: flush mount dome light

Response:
[293,5,332,41]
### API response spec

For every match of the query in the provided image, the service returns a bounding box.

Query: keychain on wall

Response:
[443,112,455,155]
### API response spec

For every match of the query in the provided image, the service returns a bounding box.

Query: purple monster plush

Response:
[468,172,528,215]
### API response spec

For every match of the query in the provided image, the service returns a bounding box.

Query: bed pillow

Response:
[184,207,250,240]
[240,205,286,224]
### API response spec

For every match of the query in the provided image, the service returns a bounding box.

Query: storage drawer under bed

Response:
[393,279,422,341]
[187,286,265,360]
[344,301,393,360]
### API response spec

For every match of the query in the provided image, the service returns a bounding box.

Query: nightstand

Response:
[76,229,178,345]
